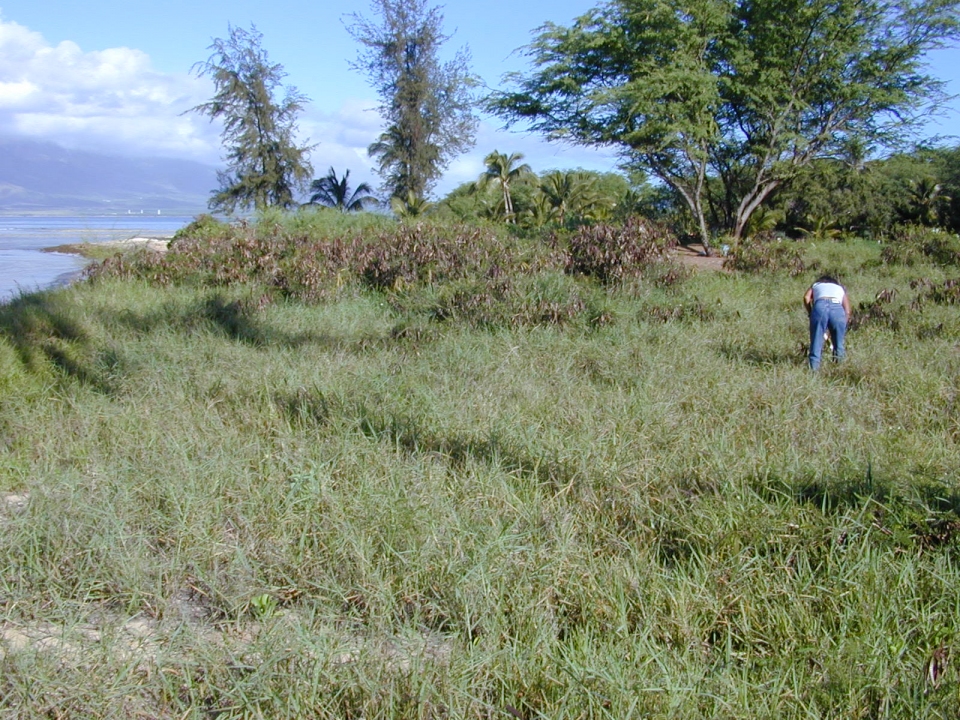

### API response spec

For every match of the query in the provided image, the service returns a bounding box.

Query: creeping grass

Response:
[1,230,959,718]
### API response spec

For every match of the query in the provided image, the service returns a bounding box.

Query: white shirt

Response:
[811,281,845,303]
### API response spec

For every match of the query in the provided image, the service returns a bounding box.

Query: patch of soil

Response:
[673,243,727,271]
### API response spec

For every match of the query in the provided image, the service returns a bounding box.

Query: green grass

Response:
[40,242,139,261]
[1,231,959,718]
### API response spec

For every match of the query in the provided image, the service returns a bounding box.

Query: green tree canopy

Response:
[190,25,313,214]
[539,170,608,226]
[305,168,376,212]
[348,0,478,201]
[490,0,960,250]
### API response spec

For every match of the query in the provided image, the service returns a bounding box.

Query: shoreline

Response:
[41,235,173,259]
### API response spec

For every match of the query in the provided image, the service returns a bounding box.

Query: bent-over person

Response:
[803,275,851,370]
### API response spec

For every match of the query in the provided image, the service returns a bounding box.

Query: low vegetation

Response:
[1,214,960,718]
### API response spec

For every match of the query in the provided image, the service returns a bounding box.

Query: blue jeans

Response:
[809,299,847,370]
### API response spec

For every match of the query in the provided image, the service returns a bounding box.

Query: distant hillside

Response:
[0,137,218,214]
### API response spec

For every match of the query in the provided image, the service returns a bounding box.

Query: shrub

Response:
[850,288,900,331]
[565,218,677,284]
[911,277,960,306]
[87,218,567,305]
[723,232,806,275]
[352,222,558,291]
[880,225,960,267]
[170,214,232,245]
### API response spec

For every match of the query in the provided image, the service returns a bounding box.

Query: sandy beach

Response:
[42,235,173,258]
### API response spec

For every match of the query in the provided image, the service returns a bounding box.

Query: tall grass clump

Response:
[1,218,960,717]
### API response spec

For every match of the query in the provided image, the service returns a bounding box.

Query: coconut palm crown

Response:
[476,151,532,223]
[305,167,376,212]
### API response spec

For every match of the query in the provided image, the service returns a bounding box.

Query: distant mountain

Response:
[0,137,218,214]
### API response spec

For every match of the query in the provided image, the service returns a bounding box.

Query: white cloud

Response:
[0,16,219,162]
[298,99,383,189]
[0,15,622,195]
[0,79,36,105]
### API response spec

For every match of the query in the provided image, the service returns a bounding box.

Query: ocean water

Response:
[0,215,193,303]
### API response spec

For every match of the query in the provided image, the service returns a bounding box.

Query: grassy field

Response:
[1,216,959,718]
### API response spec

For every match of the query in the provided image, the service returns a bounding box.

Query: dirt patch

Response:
[0,607,453,673]
[1,492,28,512]
[0,616,160,665]
[673,243,727,271]
[0,492,28,529]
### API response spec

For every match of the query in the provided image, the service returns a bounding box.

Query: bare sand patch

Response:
[42,236,171,259]
[1,492,28,512]
[98,236,172,253]
[673,243,727,271]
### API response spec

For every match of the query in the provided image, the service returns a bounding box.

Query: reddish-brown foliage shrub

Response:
[722,233,806,276]
[911,277,960,306]
[86,220,565,303]
[565,218,677,284]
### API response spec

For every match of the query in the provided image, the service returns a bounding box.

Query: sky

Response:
[1,0,960,199]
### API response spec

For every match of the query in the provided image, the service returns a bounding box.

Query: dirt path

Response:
[673,243,727,271]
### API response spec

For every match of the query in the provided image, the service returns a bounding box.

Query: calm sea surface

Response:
[0,215,193,303]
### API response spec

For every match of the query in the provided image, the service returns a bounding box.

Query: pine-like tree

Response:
[348,0,477,202]
[190,25,312,214]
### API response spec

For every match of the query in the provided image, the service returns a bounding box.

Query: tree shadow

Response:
[96,294,395,353]
[0,291,391,395]
[755,469,960,549]
[0,293,118,394]
[717,340,806,366]
[274,387,583,495]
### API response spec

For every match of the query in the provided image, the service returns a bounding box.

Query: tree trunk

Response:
[649,152,713,254]
[671,181,713,255]
[733,180,780,240]
[696,208,713,255]
[503,183,514,223]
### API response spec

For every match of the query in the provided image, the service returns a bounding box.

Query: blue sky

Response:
[1,0,959,197]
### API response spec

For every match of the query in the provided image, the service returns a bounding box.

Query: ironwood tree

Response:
[191,25,312,214]
[348,0,477,202]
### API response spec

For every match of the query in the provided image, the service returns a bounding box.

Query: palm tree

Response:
[538,171,600,226]
[476,151,532,223]
[906,177,948,226]
[369,125,411,198]
[521,192,553,229]
[368,124,440,204]
[305,167,376,212]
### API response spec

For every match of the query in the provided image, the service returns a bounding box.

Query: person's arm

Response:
[842,292,852,322]
[803,287,814,314]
